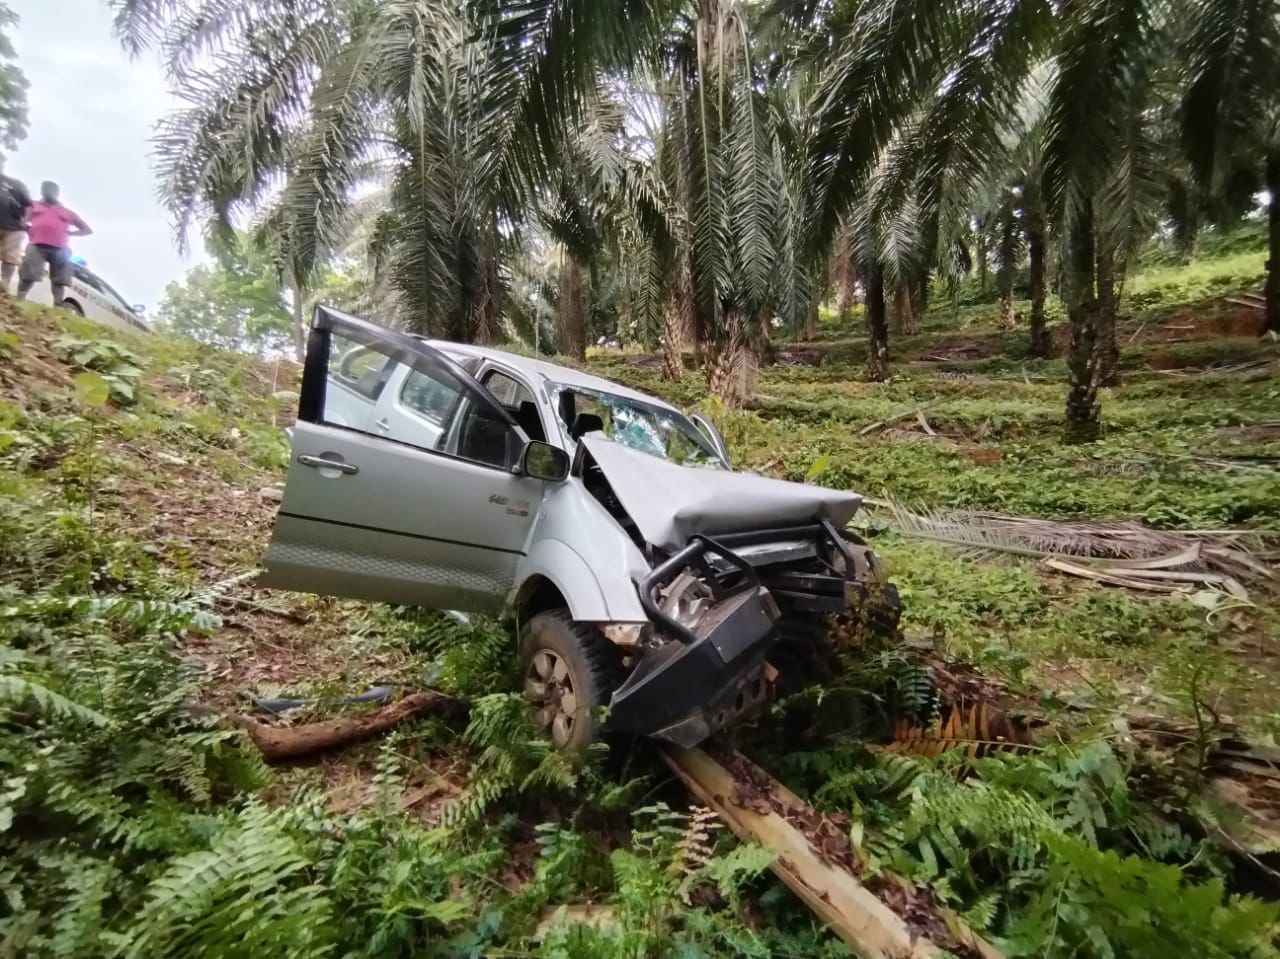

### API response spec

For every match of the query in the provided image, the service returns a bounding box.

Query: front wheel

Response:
[519,611,619,752]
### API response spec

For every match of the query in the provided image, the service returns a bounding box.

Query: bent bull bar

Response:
[608,522,877,747]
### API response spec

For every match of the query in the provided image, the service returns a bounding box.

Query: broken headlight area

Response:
[607,523,900,748]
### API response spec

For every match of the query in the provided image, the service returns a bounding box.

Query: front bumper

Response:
[607,535,779,747]
[608,522,877,747]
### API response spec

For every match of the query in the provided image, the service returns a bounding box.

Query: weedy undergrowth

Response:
[3,254,1280,958]
[787,737,1279,958]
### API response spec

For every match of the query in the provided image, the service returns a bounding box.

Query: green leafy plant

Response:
[54,335,144,405]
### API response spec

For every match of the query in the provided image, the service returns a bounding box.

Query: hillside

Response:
[2,268,1280,957]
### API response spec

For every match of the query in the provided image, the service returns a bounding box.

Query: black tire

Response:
[60,299,84,316]
[519,610,620,752]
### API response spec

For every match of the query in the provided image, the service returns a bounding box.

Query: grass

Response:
[1126,248,1268,310]
[2,244,1280,959]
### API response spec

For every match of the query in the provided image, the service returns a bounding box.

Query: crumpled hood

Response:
[581,434,861,551]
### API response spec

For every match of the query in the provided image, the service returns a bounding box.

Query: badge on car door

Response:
[489,493,530,517]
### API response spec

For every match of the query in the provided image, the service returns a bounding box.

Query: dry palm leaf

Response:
[880,701,1029,758]
[880,500,1277,591]
[1041,558,1182,592]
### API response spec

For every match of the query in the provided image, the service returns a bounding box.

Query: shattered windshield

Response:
[549,383,725,469]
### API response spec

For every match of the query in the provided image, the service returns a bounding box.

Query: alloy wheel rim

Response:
[524,649,579,748]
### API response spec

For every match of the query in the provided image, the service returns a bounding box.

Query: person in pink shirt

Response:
[16,181,92,306]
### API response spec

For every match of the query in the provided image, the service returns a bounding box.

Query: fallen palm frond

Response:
[1127,717,1280,858]
[878,500,1277,597]
[881,701,1030,758]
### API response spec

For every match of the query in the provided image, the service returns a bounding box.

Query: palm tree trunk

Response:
[998,293,1016,329]
[833,225,858,322]
[1028,213,1050,358]
[804,297,819,340]
[1064,206,1100,438]
[977,226,989,295]
[558,255,587,361]
[916,270,931,318]
[892,283,917,335]
[476,251,501,346]
[743,315,765,397]
[661,295,686,381]
[1096,245,1119,386]
[864,263,890,382]
[289,278,306,364]
[707,311,747,407]
[997,215,1016,329]
[676,257,699,371]
[1267,151,1280,336]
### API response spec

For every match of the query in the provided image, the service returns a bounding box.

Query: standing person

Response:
[16,182,92,306]
[0,158,31,291]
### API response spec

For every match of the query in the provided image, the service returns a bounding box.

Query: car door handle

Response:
[374,417,391,433]
[297,454,359,475]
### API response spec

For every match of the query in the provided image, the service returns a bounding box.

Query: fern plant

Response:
[111,802,336,959]
[807,736,1275,957]
[444,693,583,831]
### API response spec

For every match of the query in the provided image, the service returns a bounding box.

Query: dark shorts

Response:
[20,243,72,287]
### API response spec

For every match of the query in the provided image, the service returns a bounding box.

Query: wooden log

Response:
[661,745,1002,959]
[191,691,464,762]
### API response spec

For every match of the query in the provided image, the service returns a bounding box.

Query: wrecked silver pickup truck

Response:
[262,307,900,751]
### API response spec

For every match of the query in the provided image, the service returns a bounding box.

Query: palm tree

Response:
[1009,83,1055,359]
[116,0,1277,419]
[801,0,1056,381]
[1041,0,1178,428]
[109,0,681,342]
[1180,0,1280,335]
[606,0,812,404]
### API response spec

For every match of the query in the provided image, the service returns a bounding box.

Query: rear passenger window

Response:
[317,327,521,471]
[399,370,455,424]
[484,371,528,406]
[328,335,388,400]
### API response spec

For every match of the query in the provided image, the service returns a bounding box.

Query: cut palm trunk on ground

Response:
[661,745,1002,959]
[877,501,1276,599]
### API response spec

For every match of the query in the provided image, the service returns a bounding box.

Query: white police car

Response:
[27,259,151,335]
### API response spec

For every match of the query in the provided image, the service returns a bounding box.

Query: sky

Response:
[8,0,196,311]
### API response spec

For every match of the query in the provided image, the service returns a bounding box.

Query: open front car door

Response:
[260,306,552,613]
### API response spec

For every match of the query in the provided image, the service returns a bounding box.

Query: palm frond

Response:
[476,0,684,208]
[806,0,1015,254]
[1180,0,1280,184]
[150,13,346,252]
[882,500,1278,585]
[727,67,777,317]
[1042,0,1169,219]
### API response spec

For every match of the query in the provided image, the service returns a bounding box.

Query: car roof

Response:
[422,339,682,414]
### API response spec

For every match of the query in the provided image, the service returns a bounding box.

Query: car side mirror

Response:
[520,441,570,482]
